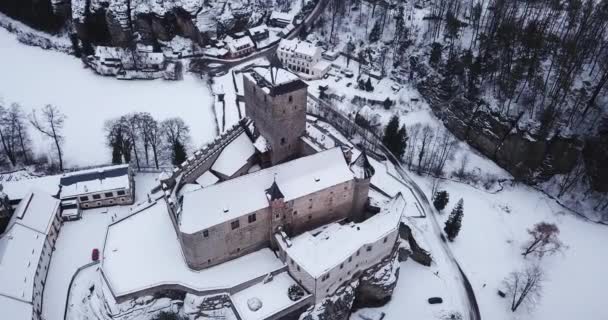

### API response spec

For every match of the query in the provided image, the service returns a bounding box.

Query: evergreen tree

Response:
[365,78,374,92]
[369,19,382,43]
[382,115,407,159]
[383,97,392,110]
[172,140,187,166]
[111,143,122,164]
[444,199,464,241]
[429,42,442,66]
[433,190,450,211]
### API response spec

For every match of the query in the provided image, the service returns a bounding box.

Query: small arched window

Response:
[288,95,293,103]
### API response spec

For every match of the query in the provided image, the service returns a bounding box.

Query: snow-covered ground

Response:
[0,28,217,168]
[42,172,161,320]
[409,174,608,320]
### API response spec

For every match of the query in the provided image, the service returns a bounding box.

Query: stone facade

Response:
[180,179,355,270]
[243,70,308,165]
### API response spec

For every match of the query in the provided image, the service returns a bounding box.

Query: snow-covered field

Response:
[0,28,217,168]
[409,174,608,320]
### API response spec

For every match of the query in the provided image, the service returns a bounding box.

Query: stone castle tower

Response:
[349,151,375,222]
[243,67,308,165]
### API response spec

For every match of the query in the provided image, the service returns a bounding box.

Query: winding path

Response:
[380,146,481,320]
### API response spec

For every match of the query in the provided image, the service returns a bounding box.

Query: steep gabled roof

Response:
[265,180,285,201]
[350,151,375,179]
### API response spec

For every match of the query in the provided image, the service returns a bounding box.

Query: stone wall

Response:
[243,75,308,165]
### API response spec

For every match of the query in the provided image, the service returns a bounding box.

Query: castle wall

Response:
[243,76,307,164]
[350,178,371,223]
[181,179,356,270]
[289,180,355,235]
[278,224,399,303]
[181,207,272,270]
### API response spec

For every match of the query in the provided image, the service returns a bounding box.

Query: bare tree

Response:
[503,265,544,312]
[8,104,31,164]
[139,114,161,169]
[30,105,66,171]
[522,222,564,258]
[0,104,17,166]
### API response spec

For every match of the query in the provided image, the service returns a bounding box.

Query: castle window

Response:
[289,95,293,103]
[356,250,360,256]
[297,265,301,271]
[231,220,240,230]
[92,194,101,200]
[348,256,352,263]
[281,137,286,145]
[117,190,126,195]
[248,213,257,223]
[308,215,312,220]
[79,196,89,201]
[383,237,388,243]
[367,245,373,252]
[104,192,113,198]
[294,210,298,215]
[264,95,267,102]
[340,263,343,269]
[203,230,209,237]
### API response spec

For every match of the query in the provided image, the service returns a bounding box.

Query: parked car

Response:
[428,297,443,304]
[92,248,100,262]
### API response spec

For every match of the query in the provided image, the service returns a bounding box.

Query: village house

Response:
[226,36,255,58]
[269,11,294,28]
[277,39,331,79]
[248,24,269,42]
[0,191,61,320]
[59,164,134,210]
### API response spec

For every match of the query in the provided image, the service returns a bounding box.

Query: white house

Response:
[277,39,331,79]
[59,164,134,209]
[226,36,255,58]
[275,193,405,302]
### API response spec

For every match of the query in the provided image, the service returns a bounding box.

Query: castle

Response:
[100,66,403,311]
[162,66,375,270]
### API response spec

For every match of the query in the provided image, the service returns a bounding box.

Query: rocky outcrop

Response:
[423,89,584,183]
[300,280,359,320]
[354,251,400,308]
[399,223,432,267]
[583,130,608,192]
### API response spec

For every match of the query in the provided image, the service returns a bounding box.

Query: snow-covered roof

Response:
[195,171,220,188]
[180,148,353,233]
[278,193,405,277]
[1,174,61,201]
[8,190,60,234]
[60,164,130,198]
[253,135,270,153]
[270,11,294,23]
[227,36,254,53]
[243,66,306,96]
[313,60,332,72]
[278,39,320,58]
[211,132,256,177]
[232,272,305,320]
[102,201,285,297]
[0,296,32,320]
[0,223,46,302]
[249,24,268,35]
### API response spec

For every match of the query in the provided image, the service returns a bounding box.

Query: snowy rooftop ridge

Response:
[0,223,47,303]
[180,148,353,233]
[8,190,60,235]
[60,164,130,198]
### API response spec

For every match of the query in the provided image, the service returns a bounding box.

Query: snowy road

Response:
[380,146,481,320]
